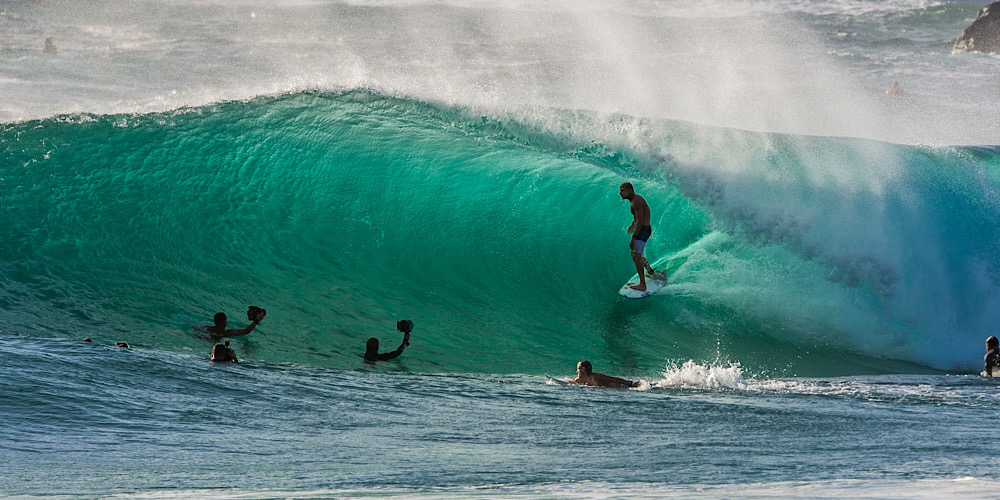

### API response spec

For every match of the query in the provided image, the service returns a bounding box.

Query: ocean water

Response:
[3,0,1000,497]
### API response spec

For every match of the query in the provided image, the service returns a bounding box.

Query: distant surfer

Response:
[43,37,56,55]
[211,341,239,363]
[886,81,904,96]
[619,182,661,291]
[571,360,639,388]
[204,306,265,338]
[984,336,1000,376]
[363,319,412,363]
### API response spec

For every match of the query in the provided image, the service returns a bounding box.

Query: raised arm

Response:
[377,332,410,361]
[224,312,264,337]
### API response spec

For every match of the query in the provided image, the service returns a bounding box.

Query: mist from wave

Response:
[2,0,999,144]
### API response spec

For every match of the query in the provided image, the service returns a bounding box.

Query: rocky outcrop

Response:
[954,2,1000,53]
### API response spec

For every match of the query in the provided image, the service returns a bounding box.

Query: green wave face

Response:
[3,90,999,376]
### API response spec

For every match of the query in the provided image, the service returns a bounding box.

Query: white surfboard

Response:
[546,375,572,385]
[618,273,667,299]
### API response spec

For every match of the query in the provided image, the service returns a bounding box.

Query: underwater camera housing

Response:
[247,305,266,323]
[397,319,414,334]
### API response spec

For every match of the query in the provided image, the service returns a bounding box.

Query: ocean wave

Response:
[1,90,999,375]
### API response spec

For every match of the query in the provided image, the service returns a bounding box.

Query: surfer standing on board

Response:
[620,182,660,291]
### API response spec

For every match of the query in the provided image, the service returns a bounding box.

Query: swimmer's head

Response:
[988,336,998,349]
[211,343,226,360]
[365,337,379,357]
[214,312,227,328]
[577,360,593,376]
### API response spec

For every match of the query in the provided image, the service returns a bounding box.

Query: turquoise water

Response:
[3,91,999,375]
[5,0,1000,497]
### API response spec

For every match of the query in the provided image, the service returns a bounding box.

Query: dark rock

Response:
[954,2,1000,53]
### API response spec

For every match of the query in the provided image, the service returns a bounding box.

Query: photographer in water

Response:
[363,319,412,362]
[206,306,266,338]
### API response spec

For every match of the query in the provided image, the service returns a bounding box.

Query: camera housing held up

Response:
[397,319,413,346]
[247,305,266,323]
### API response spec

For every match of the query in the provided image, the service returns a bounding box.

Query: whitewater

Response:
[4,0,1000,498]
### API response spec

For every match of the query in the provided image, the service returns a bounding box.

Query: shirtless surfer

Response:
[571,360,639,388]
[619,182,661,291]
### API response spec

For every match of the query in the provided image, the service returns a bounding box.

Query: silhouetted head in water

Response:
[214,312,227,330]
[364,337,380,359]
[988,336,998,350]
[211,340,238,363]
[212,343,226,359]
